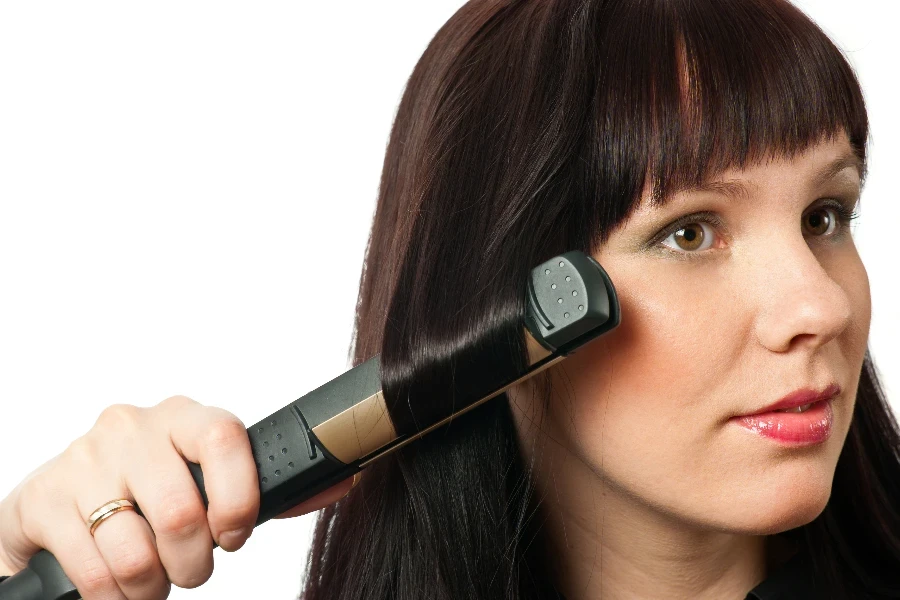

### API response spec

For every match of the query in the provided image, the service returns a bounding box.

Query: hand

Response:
[0,395,356,599]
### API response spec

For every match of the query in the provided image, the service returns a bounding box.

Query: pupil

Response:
[809,214,821,227]
[683,228,696,242]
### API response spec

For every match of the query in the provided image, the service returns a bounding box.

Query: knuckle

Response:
[77,555,116,596]
[95,403,141,431]
[107,543,158,585]
[158,394,197,411]
[154,495,206,540]
[203,418,247,452]
[64,436,100,469]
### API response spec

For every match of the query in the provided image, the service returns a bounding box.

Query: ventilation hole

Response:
[262,477,268,484]
[572,290,577,296]
[557,298,563,303]
[545,268,550,274]
[275,470,281,476]
[551,283,557,289]
[288,462,294,468]
[564,312,570,318]
[578,305,584,310]
[281,448,288,454]
[257,427,263,433]
[559,261,564,267]
[565,276,571,281]
[276,433,282,440]
[270,420,277,426]
[263,441,269,447]
[268,455,275,461]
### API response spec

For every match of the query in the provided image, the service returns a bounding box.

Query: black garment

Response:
[744,544,817,600]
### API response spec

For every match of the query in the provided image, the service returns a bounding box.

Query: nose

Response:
[753,234,853,354]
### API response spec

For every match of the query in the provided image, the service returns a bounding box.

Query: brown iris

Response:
[673,224,705,251]
[803,208,831,236]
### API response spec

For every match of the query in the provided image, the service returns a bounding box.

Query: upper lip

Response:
[737,382,842,416]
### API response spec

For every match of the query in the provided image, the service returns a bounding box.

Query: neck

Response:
[516,432,798,600]
[541,492,771,600]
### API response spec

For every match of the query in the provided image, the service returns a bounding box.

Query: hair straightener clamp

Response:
[0,249,620,600]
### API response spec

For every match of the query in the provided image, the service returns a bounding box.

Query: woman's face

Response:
[509,131,870,539]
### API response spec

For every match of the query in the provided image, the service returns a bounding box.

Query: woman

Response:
[300,0,896,599]
[0,0,894,599]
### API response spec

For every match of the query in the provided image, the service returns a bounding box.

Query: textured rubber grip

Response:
[185,402,359,526]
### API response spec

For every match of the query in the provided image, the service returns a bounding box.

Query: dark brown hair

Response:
[301,1,899,598]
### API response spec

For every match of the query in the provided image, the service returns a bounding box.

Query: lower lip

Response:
[731,398,834,445]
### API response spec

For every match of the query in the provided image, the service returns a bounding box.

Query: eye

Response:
[802,206,840,237]
[660,221,717,253]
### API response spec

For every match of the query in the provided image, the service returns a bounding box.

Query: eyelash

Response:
[653,200,860,260]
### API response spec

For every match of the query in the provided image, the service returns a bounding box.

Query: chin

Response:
[732,484,833,535]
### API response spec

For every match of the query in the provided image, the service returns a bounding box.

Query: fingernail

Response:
[219,527,250,550]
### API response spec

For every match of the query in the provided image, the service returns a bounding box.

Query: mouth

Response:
[738,382,841,417]
[729,396,836,445]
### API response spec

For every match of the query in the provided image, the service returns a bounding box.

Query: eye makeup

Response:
[638,196,861,260]
[637,210,726,261]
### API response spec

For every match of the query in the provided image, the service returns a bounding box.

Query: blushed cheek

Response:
[581,266,733,395]
[554,269,730,442]
[542,278,726,499]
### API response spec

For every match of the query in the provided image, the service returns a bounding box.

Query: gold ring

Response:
[87,499,135,536]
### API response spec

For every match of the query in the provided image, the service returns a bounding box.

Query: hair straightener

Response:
[0,249,620,600]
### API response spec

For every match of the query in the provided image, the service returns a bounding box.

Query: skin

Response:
[0,395,355,598]
[508,131,871,600]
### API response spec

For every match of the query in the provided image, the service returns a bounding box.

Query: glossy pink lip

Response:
[730,383,841,446]
[738,382,841,416]
[731,398,834,445]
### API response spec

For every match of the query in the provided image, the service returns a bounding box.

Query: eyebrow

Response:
[681,152,864,201]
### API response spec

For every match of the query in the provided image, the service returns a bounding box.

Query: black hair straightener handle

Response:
[0,250,620,600]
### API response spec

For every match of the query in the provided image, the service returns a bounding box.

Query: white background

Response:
[0,2,896,599]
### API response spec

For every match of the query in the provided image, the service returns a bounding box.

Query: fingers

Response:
[3,395,271,600]
[86,502,171,600]
[117,443,215,589]
[17,472,166,600]
[160,397,260,550]
[3,392,356,600]
[33,503,131,600]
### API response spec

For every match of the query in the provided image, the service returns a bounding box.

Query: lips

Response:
[732,399,834,444]
[739,382,841,417]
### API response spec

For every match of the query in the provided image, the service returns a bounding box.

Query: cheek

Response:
[559,261,739,424]
[546,266,741,494]
[840,251,871,351]
[831,250,870,439]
